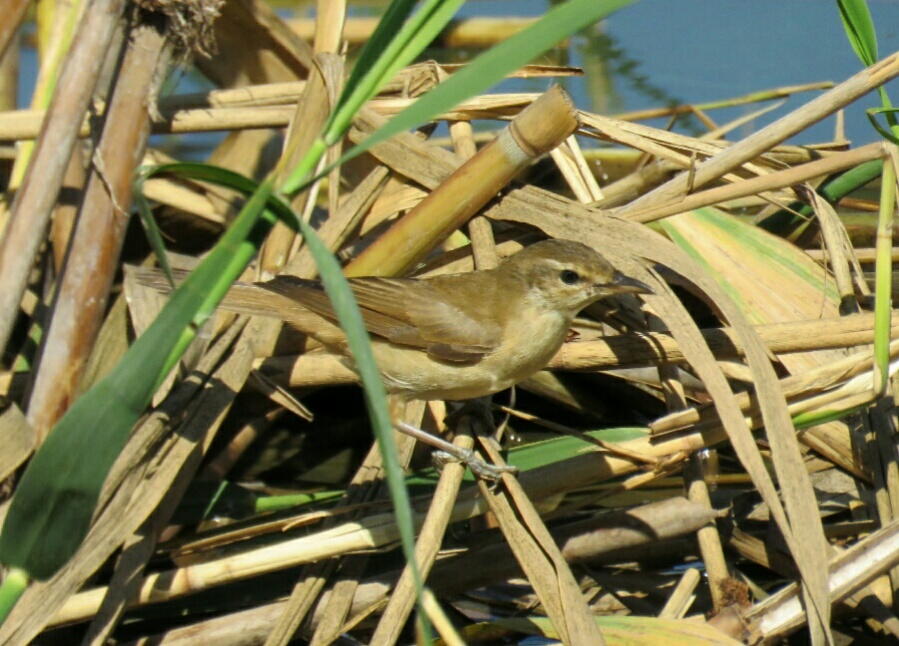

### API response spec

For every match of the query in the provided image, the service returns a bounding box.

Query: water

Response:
[455,0,899,146]
[17,1,899,149]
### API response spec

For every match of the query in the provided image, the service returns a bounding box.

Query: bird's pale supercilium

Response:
[256,238,653,401]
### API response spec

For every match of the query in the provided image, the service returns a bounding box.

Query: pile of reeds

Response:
[1,1,899,644]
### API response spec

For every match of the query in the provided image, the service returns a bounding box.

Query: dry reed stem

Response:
[113,498,712,645]
[629,142,886,223]
[651,338,899,437]
[684,454,732,611]
[0,93,538,141]
[658,568,700,619]
[0,0,29,62]
[160,80,308,109]
[26,16,170,443]
[477,429,609,645]
[0,0,126,356]
[291,16,541,48]
[311,0,345,55]
[153,64,576,113]
[616,52,899,218]
[578,111,781,198]
[0,87,833,142]
[367,408,471,645]
[615,81,833,122]
[81,374,229,646]
[808,189,863,309]
[275,420,417,646]
[263,53,342,274]
[0,406,35,482]
[728,519,899,642]
[49,428,720,627]
[811,248,899,263]
[348,85,578,277]
[310,413,421,646]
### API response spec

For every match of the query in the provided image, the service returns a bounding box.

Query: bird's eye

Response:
[560,269,580,285]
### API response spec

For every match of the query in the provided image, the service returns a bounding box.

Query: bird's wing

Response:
[260,275,503,363]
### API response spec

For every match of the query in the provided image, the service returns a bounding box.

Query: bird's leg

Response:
[439,397,518,480]
[394,404,518,482]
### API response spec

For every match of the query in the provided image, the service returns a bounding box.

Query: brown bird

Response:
[250,238,652,401]
[136,238,651,477]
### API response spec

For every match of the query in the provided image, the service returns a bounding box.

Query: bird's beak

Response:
[606,271,654,295]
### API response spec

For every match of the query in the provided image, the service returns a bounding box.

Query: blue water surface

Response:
[18,1,899,150]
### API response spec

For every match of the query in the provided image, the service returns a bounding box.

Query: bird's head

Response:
[501,239,653,318]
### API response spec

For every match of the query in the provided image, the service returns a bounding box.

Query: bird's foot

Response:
[394,421,517,482]
[432,448,518,481]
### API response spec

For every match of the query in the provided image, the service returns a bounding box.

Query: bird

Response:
[251,238,653,401]
[135,238,652,478]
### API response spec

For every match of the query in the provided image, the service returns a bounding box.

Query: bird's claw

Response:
[433,448,519,482]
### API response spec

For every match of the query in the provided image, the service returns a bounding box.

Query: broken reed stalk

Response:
[347,85,579,277]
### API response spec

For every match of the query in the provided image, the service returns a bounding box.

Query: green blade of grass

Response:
[324,0,466,144]
[322,0,635,176]
[836,0,896,400]
[340,0,419,98]
[0,169,284,581]
[283,0,636,195]
[281,0,467,194]
[837,0,878,66]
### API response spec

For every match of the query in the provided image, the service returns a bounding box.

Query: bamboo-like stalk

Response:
[291,16,541,48]
[348,85,579,277]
